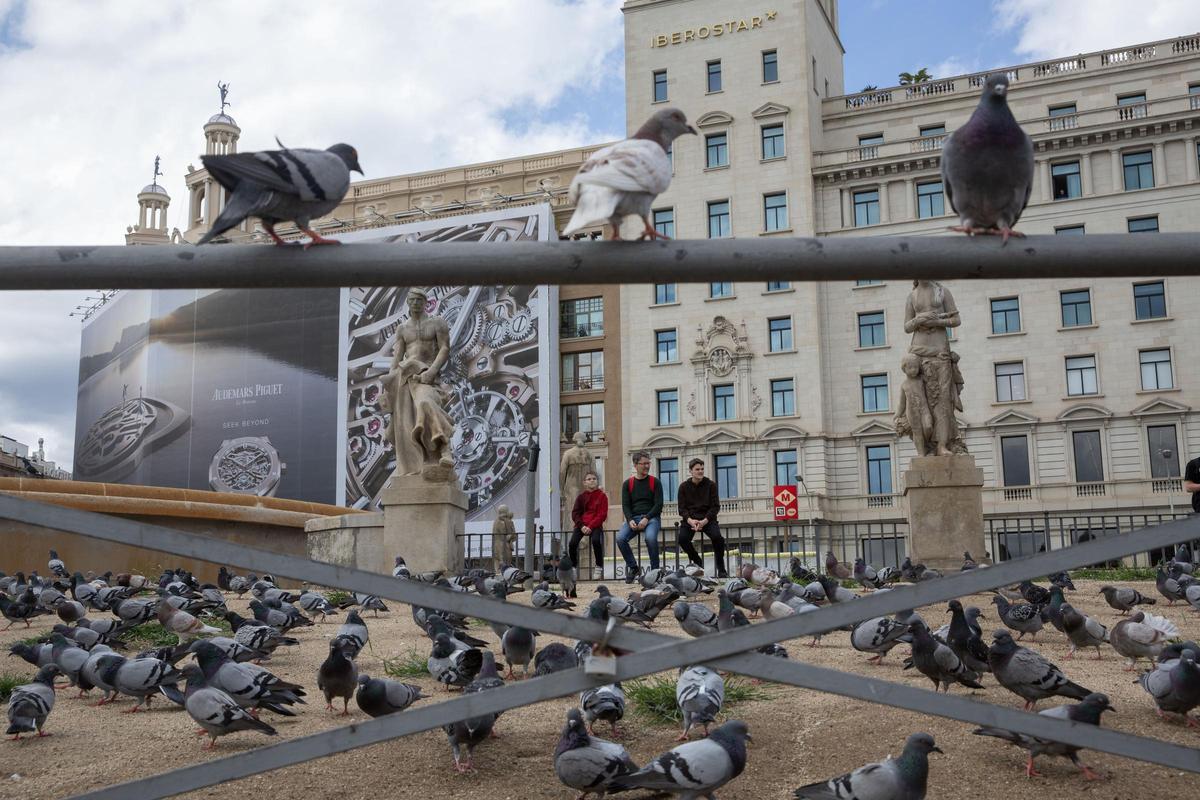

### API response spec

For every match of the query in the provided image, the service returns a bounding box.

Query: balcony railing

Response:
[1002,487,1033,501]
[1076,482,1107,498]
[560,321,604,339]
[561,373,604,392]
[911,134,945,152]
[563,429,604,443]
[1117,102,1149,121]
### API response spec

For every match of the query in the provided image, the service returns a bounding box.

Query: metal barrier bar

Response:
[2,234,1200,291]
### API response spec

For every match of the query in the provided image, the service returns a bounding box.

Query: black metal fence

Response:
[985,510,1196,567]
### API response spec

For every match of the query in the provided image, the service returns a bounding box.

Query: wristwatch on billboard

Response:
[208,435,286,496]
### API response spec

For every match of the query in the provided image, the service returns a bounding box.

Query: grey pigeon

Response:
[198,141,362,247]
[674,600,719,638]
[940,73,1034,243]
[1018,580,1051,606]
[339,592,388,616]
[851,615,911,665]
[317,639,359,714]
[676,665,724,741]
[224,611,299,657]
[192,641,304,717]
[909,622,983,693]
[947,599,991,674]
[48,634,91,687]
[665,572,714,598]
[852,558,885,591]
[6,665,60,738]
[1156,566,1187,605]
[187,636,259,664]
[501,625,537,678]
[640,567,668,589]
[8,641,53,669]
[610,719,750,798]
[716,590,751,633]
[817,574,857,604]
[1110,611,1178,670]
[989,630,1091,710]
[961,552,979,571]
[990,595,1043,641]
[1139,647,1200,724]
[47,550,67,579]
[297,590,339,622]
[333,609,369,659]
[1044,586,1068,634]
[181,665,276,749]
[1100,584,1156,614]
[555,707,638,796]
[428,633,484,688]
[824,551,851,580]
[107,654,183,711]
[532,581,576,611]
[443,652,504,772]
[581,682,626,737]
[974,693,1113,779]
[595,585,653,627]
[356,673,424,717]
[563,107,696,240]
[79,645,123,703]
[793,732,941,800]
[627,587,679,621]
[557,555,578,599]
[534,642,579,677]
[1060,602,1109,660]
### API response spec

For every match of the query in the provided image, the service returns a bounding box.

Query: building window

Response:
[653,69,668,103]
[562,402,604,442]
[1072,430,1104,483]
[560,296,603,339]
[761,124,785,159]
[710,281,733,299]
[655,329,678,363]
[705,133,729,168]
[1048,103,1077,130]
[768,317,793,352]
[706,60,722,93]
[1133,281,1166,320]
[1128,216,1159,233]
[1140,349,1174,390]
[1117,92,1148,120]
[916,181,944,218]
[658,457,679,501]
[917,124,945,152]
[762,50,778,83]
[774,449,798,486]
[656,389,679,426]
[713,384,735,421]
[1123,151,1154,190]
[561,350,604,391]
[919,124,946,136]
[858,311,886,347]
[857,134,883,160]
[853,189,880,226]
[653,208,675,239]
[866,445,892,495]
[1056,225,1085,235]
[856,279,881,286]
[1060,289,1092,327]
[1148,425,1180,478]
[1065,355,1098,396]
[707,200,731,238]
[763,192,788,231]
[654,283,676,305]
[861,374,889,412]
[770,378,795,417]
[1000,435,1031,486]
[715,453,738,498]
[995,362,1026,402]
[990,297,1020,334]
[1051,161,1082,200]
[766,281,790,291]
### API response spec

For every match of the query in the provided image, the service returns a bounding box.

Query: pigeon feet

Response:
[1079,765,1104,780]
[1024,757,1042,778]
[637,218,671,241]
[300,228,342,249]
[674,732,690,743]
[35,731,51,737]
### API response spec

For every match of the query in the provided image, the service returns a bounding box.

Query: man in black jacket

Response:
[676,458,728,578]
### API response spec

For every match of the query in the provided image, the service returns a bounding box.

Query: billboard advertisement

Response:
[74,287,341,503]
[335,206,558,532]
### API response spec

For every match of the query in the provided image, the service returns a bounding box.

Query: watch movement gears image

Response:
[448,380,531,507]
[208,436,285,497]
[75,395,189,484]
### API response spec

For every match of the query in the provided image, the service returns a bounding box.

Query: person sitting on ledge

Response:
[676,458,728,579]
[617,451,663,583]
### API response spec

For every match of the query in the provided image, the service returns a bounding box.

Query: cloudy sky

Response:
[1,0,1197,470]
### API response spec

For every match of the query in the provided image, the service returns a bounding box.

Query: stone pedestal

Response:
[903,454,985,572]
[380,472,468,575]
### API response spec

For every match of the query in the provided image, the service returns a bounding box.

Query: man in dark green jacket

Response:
[617,450,663,582]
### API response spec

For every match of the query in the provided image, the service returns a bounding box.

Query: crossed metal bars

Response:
[0,492,1197,800]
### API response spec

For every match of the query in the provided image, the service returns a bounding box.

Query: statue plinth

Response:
[380,472,468,575]
[903,454,984,572]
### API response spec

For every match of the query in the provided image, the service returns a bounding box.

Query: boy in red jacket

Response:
[569,470,609,581]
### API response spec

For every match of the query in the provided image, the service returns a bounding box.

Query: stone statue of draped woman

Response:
[902,280,967,456]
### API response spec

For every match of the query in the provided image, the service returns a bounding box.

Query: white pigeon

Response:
[563,107,696,240]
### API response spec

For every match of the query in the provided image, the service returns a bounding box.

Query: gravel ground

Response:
[1,577,1198,800]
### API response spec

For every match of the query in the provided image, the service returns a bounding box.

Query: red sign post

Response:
[773,484,799,521]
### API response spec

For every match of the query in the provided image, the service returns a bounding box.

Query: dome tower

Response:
[125,155,171,245]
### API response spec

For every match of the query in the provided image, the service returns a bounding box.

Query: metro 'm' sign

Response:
[773,484,798,521]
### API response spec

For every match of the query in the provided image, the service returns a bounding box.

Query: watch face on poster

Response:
[208,436,286,496]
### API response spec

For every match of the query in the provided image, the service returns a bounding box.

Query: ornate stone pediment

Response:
[751,102,790,118]
[761,423,808,440]
[1056,403,1113,422]
[852,420,896,437]
[986,409,1039,427]
[1130,397,1190,416]
[696,111,734,128]
[643,432,687,449]
[698,427,744,444]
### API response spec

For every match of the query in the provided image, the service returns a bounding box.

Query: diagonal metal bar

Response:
[2,234,1200,291]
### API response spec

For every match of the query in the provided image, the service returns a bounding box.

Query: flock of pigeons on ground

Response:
[3,542,1199,797]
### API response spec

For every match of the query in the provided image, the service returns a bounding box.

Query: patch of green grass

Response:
[325,590,352,607]
[1070,567,1157,582]
[12,634,45,648]
[0,671,29,701]
[383,648,428,678]
[120,623,180,649]
[626,674,768,726]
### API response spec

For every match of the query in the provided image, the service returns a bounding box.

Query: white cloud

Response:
[929,57,982,81]
[994,0,1200,61]
[0,0,626,469]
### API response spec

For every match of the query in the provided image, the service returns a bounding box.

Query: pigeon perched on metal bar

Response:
[941,73,1033,243]
[989,630,1092,710]
[610,719,750,798]
[6,665,60,739]
[563,108,696,241]
[973,693,1113,779]
[198,141,362,248]
[793,732,941,800]
[555,707,638,797]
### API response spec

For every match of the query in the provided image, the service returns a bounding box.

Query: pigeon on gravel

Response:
[1048,571,1076,591]
[187,636,259,664]
[9,641,54,668]
[562,107,696,240]
[557,555,578,599]
[851,615,911,665]
[909,622,984,693]
[990,595,1043,641]
[534,642,580,677]
[581,683,626,737]
[1060,602,1109,660]
[989,630,1092,710]
[947,599,991,674]
[852,558,887,591]
[793,732,941,800]
[817,574,858,604]
[595,585,654,627]
[181,664,277,748]
[610,719,750,798]
[974,693,1114,779]
[224,611,299,657]
[676,665,724,741]
[787,558,819,584]
[156,601,221,641]
[296,590,339,623]
[674,600,719,638]
[1139,647,1200,725]
[532,581,576,611]
[716,590,753,633]
[338,592,389,617]
[193,641,304,717]
[940,73,1033,243]
[428,633,484,688]
[108,654,185,712]
[501,625,537,678]
[444,652,505,772]
[48,634,91,687]
[626,587,679,621]
[1156,566,1188,605]
[824,551,851,580]
[1018,580,1051,606]
[1109,611,1178,670]
[961,552,979,571]
[355,673,424,717]
[332,609,370,659]
[79,645,124,703]
[6,664,60,739]
[555,707,639,798]
[47,550,68,579]
[318,639,359,714]
[1,593,52,629]
[197,141,362,247]
[665,572,714,598]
